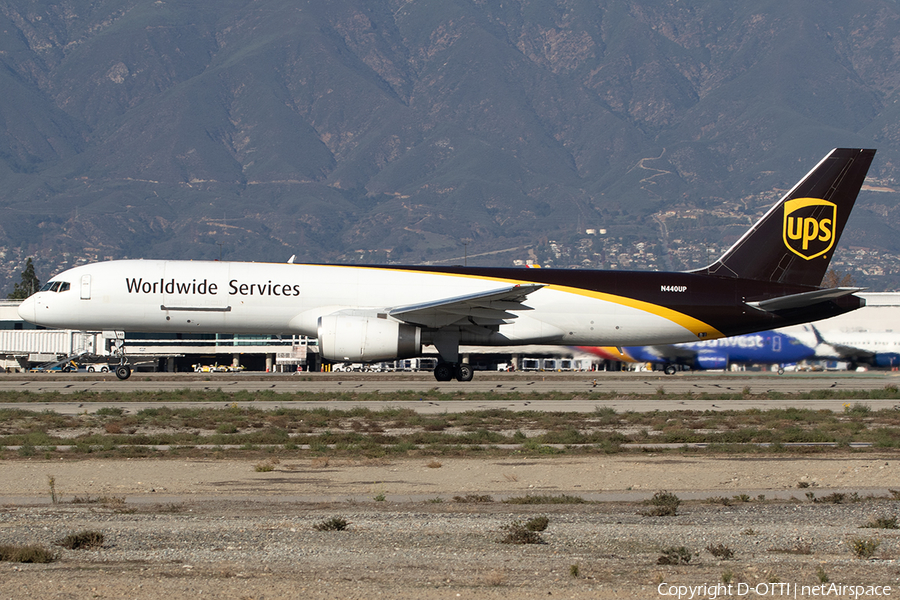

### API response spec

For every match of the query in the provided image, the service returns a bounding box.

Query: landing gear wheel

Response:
[777,367,785,375]
[664,365,677,375]
[455,364,474,382]
[434,362,454,382]
[115,365,132,380]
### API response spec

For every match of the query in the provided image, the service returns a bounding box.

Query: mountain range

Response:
[2,0,900,291]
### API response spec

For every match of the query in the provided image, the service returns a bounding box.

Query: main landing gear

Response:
[430,330,473,382]
[433,361,474,382]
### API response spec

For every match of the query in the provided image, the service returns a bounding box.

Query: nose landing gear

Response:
[111,336,132,380]
[115,363,132,380]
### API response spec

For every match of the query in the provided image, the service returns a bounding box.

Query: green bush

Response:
[499,521,544,545]
[658,546,692,565]
[525,516,549,532]
[643,491,681,516]
[849,537,880,559]
[862,515,898,529]
[0,544,58,563]
[314,516,349,531]
[55,531,104,550]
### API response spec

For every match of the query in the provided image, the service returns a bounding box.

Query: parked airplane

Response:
[580,329,816,374]
[17,148,876,381]
[807,326,900,369]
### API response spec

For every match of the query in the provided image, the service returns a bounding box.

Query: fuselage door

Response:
[772,335,781,352]
[80,274,91,300]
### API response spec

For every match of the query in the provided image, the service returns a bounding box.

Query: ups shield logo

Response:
[783,198,837,260]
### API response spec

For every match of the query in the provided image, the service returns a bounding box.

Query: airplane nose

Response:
[17,296,36,323]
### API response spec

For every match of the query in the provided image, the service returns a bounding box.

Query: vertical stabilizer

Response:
[694,148,876,286]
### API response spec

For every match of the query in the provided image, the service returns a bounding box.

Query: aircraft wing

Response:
[744,287,865,312]
[804,325,874,361]
[388,284,545,329]
[825,343,875,360]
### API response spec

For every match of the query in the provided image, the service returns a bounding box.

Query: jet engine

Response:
[318,314,421,362]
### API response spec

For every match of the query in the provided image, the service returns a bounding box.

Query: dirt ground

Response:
[1,454,900,599]
[1,454,899,501]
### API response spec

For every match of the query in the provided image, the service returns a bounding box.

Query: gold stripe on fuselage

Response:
[323,264,724,340]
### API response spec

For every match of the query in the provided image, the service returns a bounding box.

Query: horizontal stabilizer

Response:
[745,287,865,313]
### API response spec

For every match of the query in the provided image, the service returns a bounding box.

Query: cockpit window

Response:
[39,281,70,293]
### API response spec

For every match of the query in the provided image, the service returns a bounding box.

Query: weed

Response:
[733,494,751,503]
[848,537,880,559]
[426,459,442,468]
[314,516,349,531]
[254,459,278,472]
[722,570,733,584]
[797,481,811,489]
[499,520,544,544]
[816,565,829,583]
[426,497,444,503]
[861,515,899,529]
[707,543,735,559]
[821,492,846,504]
[889,489,900,500]
[453,494,494,503]
[47,475,57,505]
[0,544,58,563]
[54,531,104,550]
[741,528,758,536]
[70,495,125,506]
[504,494,586,505]
[96,407,124,417]
[707,496,731,506]
[373,492,386,502]
[569,564,580,578]
[657,546,692,565]
[525,516,549,532]
[216,423,238,434]
[844,403,871,415]
[642,491,681,516]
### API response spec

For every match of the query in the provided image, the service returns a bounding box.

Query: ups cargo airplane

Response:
[17,148,876,382]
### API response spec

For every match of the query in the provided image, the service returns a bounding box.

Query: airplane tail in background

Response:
[694,148,876,287]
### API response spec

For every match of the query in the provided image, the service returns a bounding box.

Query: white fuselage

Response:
[17,260,705,347]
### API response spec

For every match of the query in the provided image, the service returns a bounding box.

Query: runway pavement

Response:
[0,371,899,413]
